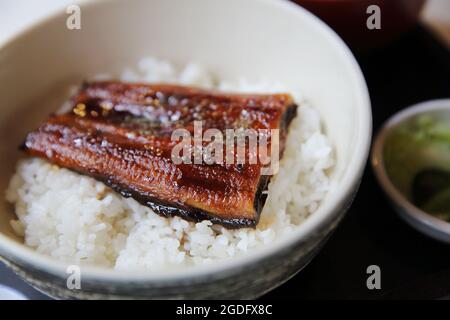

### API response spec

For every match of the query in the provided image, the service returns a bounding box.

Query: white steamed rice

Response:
[5,57,334,270]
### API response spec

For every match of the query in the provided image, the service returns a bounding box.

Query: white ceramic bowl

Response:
[0,0,371,299]
[372,99,450,243]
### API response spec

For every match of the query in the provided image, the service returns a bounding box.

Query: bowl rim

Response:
[0,0,372,282]
[372,99,450,240]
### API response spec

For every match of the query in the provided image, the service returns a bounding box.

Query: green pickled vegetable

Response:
[383,113,450,221]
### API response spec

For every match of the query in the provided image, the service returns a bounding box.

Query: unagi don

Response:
[22,81,297,228]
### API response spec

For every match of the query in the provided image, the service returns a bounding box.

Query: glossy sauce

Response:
[23,81,297,228]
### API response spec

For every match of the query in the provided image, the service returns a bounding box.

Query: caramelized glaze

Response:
[23,81,297,227]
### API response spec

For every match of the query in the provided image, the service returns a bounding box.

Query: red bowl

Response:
[293,0,427,49]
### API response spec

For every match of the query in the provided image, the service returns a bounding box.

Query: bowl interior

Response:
[0,0,370,277]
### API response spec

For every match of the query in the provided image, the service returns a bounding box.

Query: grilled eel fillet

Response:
[22,81,297,228]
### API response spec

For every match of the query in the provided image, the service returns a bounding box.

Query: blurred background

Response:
[0,0,449,299]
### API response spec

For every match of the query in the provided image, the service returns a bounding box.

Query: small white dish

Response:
[372,99,450,243]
